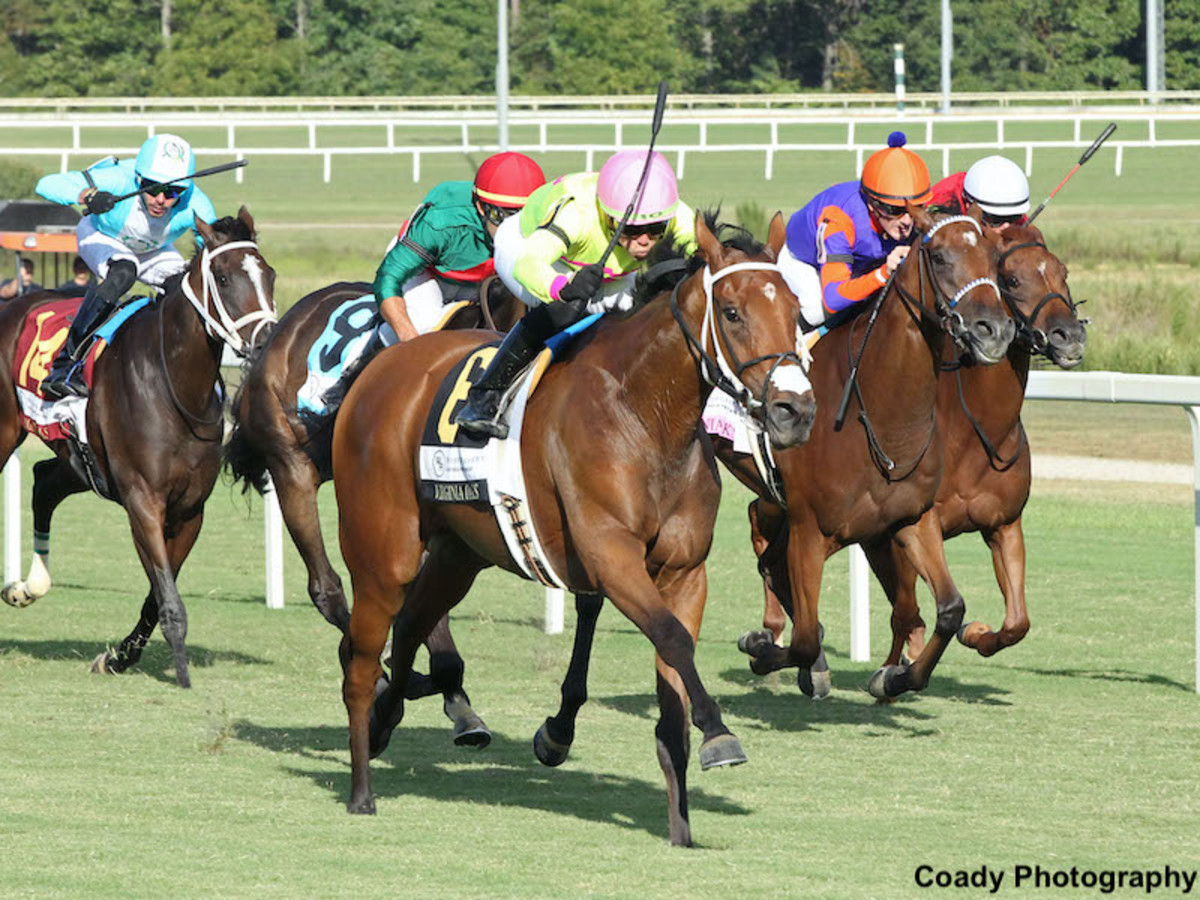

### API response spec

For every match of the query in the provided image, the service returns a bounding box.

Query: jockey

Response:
[373,151,546,343]
[778,131,931,331]
[35,133,216,400]
[930,154,1030,229]
[454,149,698,439]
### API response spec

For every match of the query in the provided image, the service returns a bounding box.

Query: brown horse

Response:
[226,277,524,740]
[733,207,1015,701]
[0,209,275,687]
[865,224,1087,667]
[331,213,815,845]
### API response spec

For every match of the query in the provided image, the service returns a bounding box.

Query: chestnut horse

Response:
[0,209,275,687]
[864,224,1087,667]
[331,213,815,846]
[732,208,1015,701]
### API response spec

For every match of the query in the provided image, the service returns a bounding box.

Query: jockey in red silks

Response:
[930,155,1031,230]
[373,151,546,343]
[777,132,932,332]
[454,149,698,439]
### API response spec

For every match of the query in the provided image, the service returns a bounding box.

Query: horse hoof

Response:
[452,714,492,748]
[2,581,37,609]
[368,709,394,760]
[736,629,772,656]
[957,621,989,647]
[347,795,377,815]
[698,733,747,770]
[89,652,116,675]
[533,721,571,767]
[798,668,832,700]
[868,664,908,700]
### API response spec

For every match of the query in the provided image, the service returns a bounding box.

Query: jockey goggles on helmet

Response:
[870,199,911,219]
[602,211,669,239]
[478,200,519,228]
[139,178,185,200]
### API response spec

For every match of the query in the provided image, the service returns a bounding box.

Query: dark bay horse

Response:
[866,224,1087,667]
[226,278,523,740]
[0,209,275,687]
[331,213,815,845]
[733,208,1015,701]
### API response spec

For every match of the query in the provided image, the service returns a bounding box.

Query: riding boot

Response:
[40,261,134,400]
[454,318,545,439]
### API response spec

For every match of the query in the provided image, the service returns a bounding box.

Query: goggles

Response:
[623,219,669,239]
[479,201,518,227]
[980,210,1023,228]
[871,200,910,219]
[139,179,184,200]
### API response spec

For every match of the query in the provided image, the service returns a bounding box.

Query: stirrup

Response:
[41,362,87,401]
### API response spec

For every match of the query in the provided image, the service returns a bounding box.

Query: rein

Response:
[158,297,225,436]
[951,365,1027,471]
[839,215,998,482]
[669,260,809,416]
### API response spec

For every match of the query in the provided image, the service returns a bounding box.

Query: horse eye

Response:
[1005,275,1020,289]
[930,252,946,266]
[722,305,741,323]
[216,274,229,288]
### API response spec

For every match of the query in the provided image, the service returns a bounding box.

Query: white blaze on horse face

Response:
[1037,260,1047,277]
[762,282,777,302]
[241,253,271,312]
[962,230,978,247]
[771,363,812,397]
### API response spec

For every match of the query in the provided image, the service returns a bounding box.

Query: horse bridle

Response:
[996,240,1083,358]
[181,239,277,356]
[670,260,811,422]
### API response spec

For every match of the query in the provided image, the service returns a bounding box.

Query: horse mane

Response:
[631,207,763,306]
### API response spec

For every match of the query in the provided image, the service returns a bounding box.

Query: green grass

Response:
[1,440,1197,897]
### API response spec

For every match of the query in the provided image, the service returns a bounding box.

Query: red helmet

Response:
[473,152,546,209]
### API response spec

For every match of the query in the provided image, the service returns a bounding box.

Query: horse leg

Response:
[3,458,87,608]
[425,610,492,748]
[749,499,788,643]
[868,510,965,699]
[862,538,927,669]
[597,535,744,777]
[959,519,1029,656]
[122,496,194,688]
[93,510,204,677]
[534,592,604,767]
[271,457,349,632]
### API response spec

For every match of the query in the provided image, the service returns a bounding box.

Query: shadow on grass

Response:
[233,719,750,844]
[1009,665,1193,693]
[0,638,269,683]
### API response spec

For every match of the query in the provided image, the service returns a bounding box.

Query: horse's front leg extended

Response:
[534,592,604,767]
[960,519,1029,656]
[749,499,788,644]
[869,510,964,699]
[3,458,86,608]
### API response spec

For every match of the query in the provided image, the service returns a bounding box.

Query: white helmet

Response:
[963,155,1030,217]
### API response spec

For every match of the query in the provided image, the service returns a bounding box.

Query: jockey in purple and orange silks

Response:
[454,149,698,439]
[777,132,931,331]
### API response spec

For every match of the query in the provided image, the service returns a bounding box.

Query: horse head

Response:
[906,204,1015,365]
[187,207,277,356]
[692,212,816,449]
[993,224,1087,369]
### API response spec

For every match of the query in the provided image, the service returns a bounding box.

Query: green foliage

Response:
[0,157,41,199]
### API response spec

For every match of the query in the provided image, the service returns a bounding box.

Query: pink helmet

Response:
[597,149,679,225]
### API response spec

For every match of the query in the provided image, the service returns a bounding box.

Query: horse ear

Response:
[964,201,984,225]
[766,211,786,260]
[194,215,216,247]
[695,212,724,268]
[238,206,257,238]
[909,202,933,234]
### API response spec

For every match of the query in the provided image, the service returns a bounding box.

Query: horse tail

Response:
[224,382,271,496]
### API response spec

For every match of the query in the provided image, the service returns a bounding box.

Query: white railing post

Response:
[544,587,564,634]
[3,449,20,586]
[1185,406,1200,695]
[849,544,871,662]
[264,477,284,610]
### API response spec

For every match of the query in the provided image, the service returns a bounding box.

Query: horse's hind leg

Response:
[270,456,349,631]
[94,510,203,678]
[863,538,927,670]
[959,520,1029,656]
[423,612,492,748]
[3,458,87,608]
[534,592,604,767]
[868,510,965,699]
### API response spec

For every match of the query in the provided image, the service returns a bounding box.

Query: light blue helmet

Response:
[134,134,195,189]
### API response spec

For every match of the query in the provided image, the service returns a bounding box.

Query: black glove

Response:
[84,191,118,216]
[558,264,604,304]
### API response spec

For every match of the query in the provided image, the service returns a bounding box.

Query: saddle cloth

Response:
[296,294,472,416]
[14,296,152,442]
[416,313,603,589]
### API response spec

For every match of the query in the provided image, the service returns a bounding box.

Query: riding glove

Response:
[558,264,605,304]
[84,191,118,216]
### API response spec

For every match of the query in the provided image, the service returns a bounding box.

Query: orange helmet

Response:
[860,132,931,207]
[473,152,546,209]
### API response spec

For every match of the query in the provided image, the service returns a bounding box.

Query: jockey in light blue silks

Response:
[35,133,217,399]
